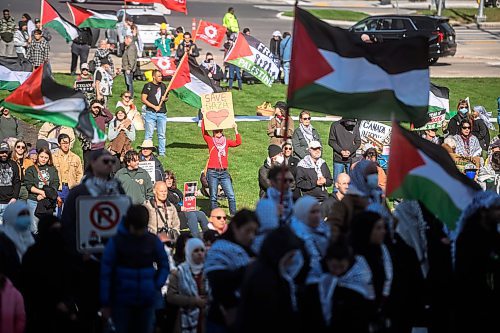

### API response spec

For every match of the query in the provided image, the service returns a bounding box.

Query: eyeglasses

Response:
[302,117,311,120]
[310,147,321,150]
[462,126,471,129]
[101,158,116,165]
[16,145,26,149]
[283,147,292,151]
[123,95,131,99]
[211,216,227,220]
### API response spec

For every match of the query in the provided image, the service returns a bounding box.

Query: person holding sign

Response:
[115,151,153,205]
[201,119,241,216]
[142,70,168,157]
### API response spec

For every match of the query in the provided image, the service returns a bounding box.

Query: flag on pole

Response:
[0,58,32,91]
[168,56,221,108]
[0,64,104,142]
[41,0,79,43]
[67,3,117,29]
[287,7,430,127]
[387,122,480,229]
[126,0,187,14]
[416,83,450,130]
[196,20,227,47]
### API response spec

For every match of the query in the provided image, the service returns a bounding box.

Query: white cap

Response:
[308,140,322,149]
[272,30,282,37]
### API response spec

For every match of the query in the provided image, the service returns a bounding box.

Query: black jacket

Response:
[295,161,333,202]
[269,38,281,59]
[0,159,21,204]
[329,286,371,333]
[472,118,490,151]
[320,193,342,218]
[139,153,165,182]
[258,160,271,198]
[328,120,361,163]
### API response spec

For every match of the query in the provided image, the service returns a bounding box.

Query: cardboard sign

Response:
[201,92,235,130]
[75,80,94,93]
[183,181,197,212]
[359,120,392,152]
[76,196,131,254]
[139,161,156,183]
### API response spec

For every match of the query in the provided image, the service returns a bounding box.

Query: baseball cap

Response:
[0,142,10,152]
[308,141,322,149]
[81,63,89,70]
[272,30,282,37]
[34,18,40,24]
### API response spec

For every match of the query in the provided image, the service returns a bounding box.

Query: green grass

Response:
[1,75,499,213]
[283,9,369,22]
[418,8,500,23]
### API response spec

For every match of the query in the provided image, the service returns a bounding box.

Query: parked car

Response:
[349,15,457,64]
[484,0,500,8]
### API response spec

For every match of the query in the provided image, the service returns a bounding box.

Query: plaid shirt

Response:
[0,17,16,34]
[27,39,49,67]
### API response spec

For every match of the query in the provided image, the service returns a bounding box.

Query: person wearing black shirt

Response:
[0,142,21,223]
[175,31,199,64]
[70,28,92,75]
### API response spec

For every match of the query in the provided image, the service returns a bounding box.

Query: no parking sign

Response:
[76,196,131,254]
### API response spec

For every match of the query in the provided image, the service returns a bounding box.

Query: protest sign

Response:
[183,181,197,212]
[74,80,94,93]
[201,92,235,130]
[359,120,392,152]
[139,161,156,183]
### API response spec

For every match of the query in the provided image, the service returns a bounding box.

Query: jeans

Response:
[124,71,134,97]
[27,199,38,233]
[228,64,242,90]
[207,169,236,216]
[333,162,351,190]
[283,61,291,85]
[0,203,8,224]
[57,185,70,218]
[112,305,155,333]
[70,43,90,73]
[185,211,209,238]
[144,111,167,156]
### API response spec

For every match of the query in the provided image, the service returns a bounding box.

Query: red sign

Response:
[183,182,197,212]
[151,57,177,76]
[90,201,120,231]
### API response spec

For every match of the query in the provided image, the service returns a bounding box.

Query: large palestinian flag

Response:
[67,3,117,29]
[168,56,221,108]
[287,7,430,127]
[0,64,104,142]
[387,122,480,229]
[41,0,79,43]
[0,58,32,91]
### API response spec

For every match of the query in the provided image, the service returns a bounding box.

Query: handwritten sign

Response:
[183,181,197,212]
[201,92,235,130]
[139,161,156,183]
[359,120,392,152]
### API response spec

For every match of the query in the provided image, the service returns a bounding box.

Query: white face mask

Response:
[366,174,379,189]
[274,155,284,165]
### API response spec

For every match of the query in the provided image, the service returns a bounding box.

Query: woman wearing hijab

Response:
[0,201,33,287]
[291,110,321,159]
[251,198,279,255]
[204,209,259,333]
[453,118,482,157]
[167,238,209,333]
[470,105,492,151]
[349,211,393,333]
[201,119,241,217]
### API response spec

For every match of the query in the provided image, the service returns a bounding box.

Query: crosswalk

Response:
[454,26,500,43]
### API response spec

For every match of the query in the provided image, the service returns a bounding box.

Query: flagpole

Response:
[166,53,188,92]
[193,19,202,43]
[40,0,44,24]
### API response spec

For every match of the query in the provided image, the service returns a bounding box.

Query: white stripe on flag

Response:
[429,91,449,112]
[37,97,86,122]
[0,65,31,84]
[185,74,215,96]
[88,10,117,21]
[55,17,79,41]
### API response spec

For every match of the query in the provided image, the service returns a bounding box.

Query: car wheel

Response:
[428,57,439,65]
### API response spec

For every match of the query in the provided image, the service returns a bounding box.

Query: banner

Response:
[224,33,280,87]
[151,57,177,76]
[201,92,235,130]
[359,120,392,152]
[74,80,94,93]
[417,83,450,130]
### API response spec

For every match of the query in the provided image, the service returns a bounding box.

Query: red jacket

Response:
[202,120,241,169]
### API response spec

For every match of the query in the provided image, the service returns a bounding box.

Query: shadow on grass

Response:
[166,142,207,149]
[450,9,475,24]
[196,198,212,215]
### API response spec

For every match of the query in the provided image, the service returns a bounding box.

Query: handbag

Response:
[200,146,215,189]
[154,203,180,244]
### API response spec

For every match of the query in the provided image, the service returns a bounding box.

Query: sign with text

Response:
[74,80,94,93]
[183,181,197,212]
[359,120,392,152]
[139,161,156,183]
[76,196,131,254]
[201,92,235,130]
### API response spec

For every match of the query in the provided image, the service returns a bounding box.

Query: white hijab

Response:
[1,201,34,260]
[185,238,206,275]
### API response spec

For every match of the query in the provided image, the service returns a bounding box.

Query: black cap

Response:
[34,18,40,23]
[268,144,282,158]
[274,101,287,111]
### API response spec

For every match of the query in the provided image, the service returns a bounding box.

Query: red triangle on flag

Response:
[224,33,253,62]
[287,12,334,96]
[386,122,426,195]
[5,65,45,106]
[67,3,92,27]
[168,55,191,91]
[41,0,61,25]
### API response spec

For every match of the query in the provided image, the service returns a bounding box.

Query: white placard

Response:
[139,161,156,183]
[359,120,392,152]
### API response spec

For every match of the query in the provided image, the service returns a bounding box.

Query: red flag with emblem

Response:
[126,0,187,14]
[196,20,227,47]
[151,57,177,76]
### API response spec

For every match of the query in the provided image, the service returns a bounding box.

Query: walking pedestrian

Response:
[0,9,16,57]
[142,70,168,156]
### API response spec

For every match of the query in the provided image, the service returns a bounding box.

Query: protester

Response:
[0,107,21,143]
[351,148,387,192]
[227,56,242,91]
[453,119,482,157]
[280,32,292,84]
[115,150,153,205]
[100,205,169,333]
[154,23,172,57]
[292,110,321,159]
[223,7,239,36]
[138,139,165,182]
[122,34,137,97]
[108,107,136,162]
[21,13,34,36]
[0,142,20,222]
[258,144,284,198]
[117,90,143,130]
[94,58,114,106]
[13,21,29,60]
[328,118,361,181]
[175,32,199,63]
[201,120,241,216]
[27,149,37,165]
[200,52,224,86]
[24,147,59,231]
[267,101,294,146]
[0,272,25,333]
[296,141,333,202]
[0,9,16,57]
[82,100,113,169]
[454,191,500,333]
[204,209,259,333]
[208,207,228,235]
[173,26,184,50]
[282,141,300,176]
[265,165,295,223]
[52,133,83,217]
[236,226,302,333]
[269,31,282,60]
[165,170,209,239]
[421,127,442,144]
[145,181,180,245]
[478,151,500,193]
[70,28,91,75]
[74,63,95,102]
[38,122,75,149]
[166,238,209,333]
[321,172,350,219]
[130,22,143,57]
[446,98,470,136]
[26,29,48,69]
[142,69,168,156]
[471,105,491,151]
[93,39,115,74]
[32,18,51,42]
[11,140,32,200]
[251,198,279,255]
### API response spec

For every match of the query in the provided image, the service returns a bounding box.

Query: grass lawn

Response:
[418,8,500,23]
[1,75,499,213]
[283,9,369,22]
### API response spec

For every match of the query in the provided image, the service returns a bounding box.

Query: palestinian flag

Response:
[0,64,104,142]
[287,7,430,127]
[387,122,480,229]
[41,0,79,43]
[127,0,188,14]
[168,56,221,109]
[67,3,117,29]
[416,83,449,130]
[0,58,32,91]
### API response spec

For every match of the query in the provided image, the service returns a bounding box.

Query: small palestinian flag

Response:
[168,56,221,109]
[387,122,480,229]
[0,57,32,91]
[0,64,104,142]
[41,0,79,43]
[287,7,430,127]
[416,83,449,130]
[67,3,117,29]
[127,0,188,14]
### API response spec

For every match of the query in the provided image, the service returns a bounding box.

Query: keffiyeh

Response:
[299,123,315,143]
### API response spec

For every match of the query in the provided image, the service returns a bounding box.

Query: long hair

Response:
[222,209,260,244]
[11,139,27,161]
[36,147,53,166]
[165,170,177,189]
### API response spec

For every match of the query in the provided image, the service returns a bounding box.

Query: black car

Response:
[349,15,457,64]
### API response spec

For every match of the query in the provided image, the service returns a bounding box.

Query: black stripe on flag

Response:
[188,57,222,93]
[295,7,429,74]
[40,64,86,102]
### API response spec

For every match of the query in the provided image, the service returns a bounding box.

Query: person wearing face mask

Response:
[446,98,470,136]
[351,148,387,193]
[296,141,333,202]
[200,52,224,87]
[328,118,361,183]
[267,101,294,146]
[0,201,34,287]
[258,145,285,198]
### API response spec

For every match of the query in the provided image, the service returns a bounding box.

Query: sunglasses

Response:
[211,216,227,220]
[310,147,321,150]
[462,126,471,129]
[16,145,26,149]
[101,158,116,165]
[123,95,131,99]
[283,147,292,151]
[302,117,311,120]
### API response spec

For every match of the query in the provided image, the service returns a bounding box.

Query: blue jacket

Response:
[280,36,292,62]
[100,223,169,307]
